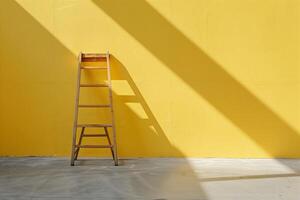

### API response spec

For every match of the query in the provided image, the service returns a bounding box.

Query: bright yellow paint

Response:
[0,0,299,158]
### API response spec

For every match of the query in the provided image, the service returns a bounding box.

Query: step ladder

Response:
[70,51,118,166]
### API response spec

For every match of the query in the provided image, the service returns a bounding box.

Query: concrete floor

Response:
[0,158,299,200]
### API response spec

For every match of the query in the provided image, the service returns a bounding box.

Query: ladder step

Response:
[83,134,107,137]
[77,124,112,128]
[82,53,107,62]
[80,66,107,70]
[76,145,112,148]
[80,84,109,87]
[83,53,107,57]
[78,104,111,108]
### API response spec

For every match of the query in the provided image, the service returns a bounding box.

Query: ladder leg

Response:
[71,53,82,166]
[71,137,76,166]
[106,51,118,166]
[74,127,85,160]
[104,127,115,161]
[112,127,118,166]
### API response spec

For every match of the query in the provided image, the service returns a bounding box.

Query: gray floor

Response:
[0,158,299,200]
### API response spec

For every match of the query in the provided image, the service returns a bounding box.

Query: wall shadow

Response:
[0,0,76,155]
[110,56,182,157]
[93,0,300,161]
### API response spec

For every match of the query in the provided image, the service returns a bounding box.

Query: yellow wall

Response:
[0,0,300,158]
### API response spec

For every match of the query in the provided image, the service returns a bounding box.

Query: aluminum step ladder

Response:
[70,51,118,166]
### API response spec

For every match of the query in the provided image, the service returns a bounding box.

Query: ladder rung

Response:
[83,134,107,137]
[78,104,111,108]
[77,124,112,128]
[80,66,107,70]
[80,84,109,87]
[76,145,112,148]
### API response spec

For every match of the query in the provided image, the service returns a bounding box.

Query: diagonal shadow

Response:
[0,0,77,155]
[93,0,300,161]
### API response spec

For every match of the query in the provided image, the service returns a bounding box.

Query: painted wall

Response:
[0,0,299,158]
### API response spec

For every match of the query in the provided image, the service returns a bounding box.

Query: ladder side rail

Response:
[104,127,115,161]
[70,52,83,166]
[105,51,118,166]
[74,127,85,160]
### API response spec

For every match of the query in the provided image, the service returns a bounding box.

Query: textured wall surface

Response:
[0,0,299,157]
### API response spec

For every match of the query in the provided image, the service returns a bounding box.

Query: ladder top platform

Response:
[81,53,108,62]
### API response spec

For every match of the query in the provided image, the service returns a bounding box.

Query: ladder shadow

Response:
[93,0,300,169]
[110,56,181,157]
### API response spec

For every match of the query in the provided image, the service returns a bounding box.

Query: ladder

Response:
[70,51,118,166]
